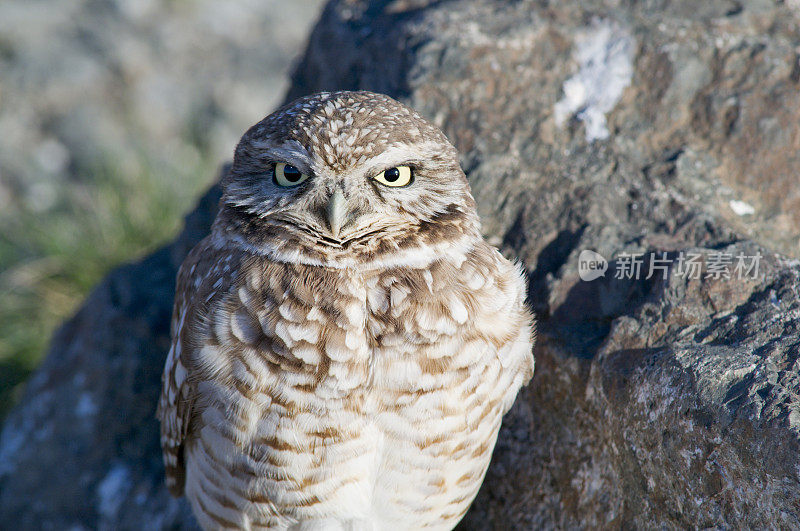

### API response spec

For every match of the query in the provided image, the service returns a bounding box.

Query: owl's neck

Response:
[210,205,482,271]
[212,226,479,271]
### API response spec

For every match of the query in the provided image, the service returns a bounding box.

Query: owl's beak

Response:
[326,189,347,239]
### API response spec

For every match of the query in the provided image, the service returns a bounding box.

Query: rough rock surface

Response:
[3,0,800,528]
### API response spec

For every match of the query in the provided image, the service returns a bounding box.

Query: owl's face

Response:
[217,91,480,267]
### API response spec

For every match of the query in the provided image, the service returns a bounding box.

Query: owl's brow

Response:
[347,141,441,176]
[250,140,314,172]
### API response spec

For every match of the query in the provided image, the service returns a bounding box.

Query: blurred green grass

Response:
[0,150,215,419]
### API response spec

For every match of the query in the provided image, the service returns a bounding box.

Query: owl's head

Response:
[216,91,480,268]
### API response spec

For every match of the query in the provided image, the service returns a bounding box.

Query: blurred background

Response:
[0,0,326,419]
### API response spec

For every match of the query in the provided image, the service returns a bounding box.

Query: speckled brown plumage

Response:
[157,91,534,530]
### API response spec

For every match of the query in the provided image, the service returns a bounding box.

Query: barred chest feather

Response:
[173,238,533,530]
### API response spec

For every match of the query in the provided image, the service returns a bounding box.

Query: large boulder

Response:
[2,0,800,528]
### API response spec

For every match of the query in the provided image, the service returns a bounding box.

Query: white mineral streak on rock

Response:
[729,199,755,216]
[97,463,132,520]
[554,19,635,142]
[75,392,98,418]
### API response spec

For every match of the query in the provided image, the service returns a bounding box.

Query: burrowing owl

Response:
[158,91,534,530]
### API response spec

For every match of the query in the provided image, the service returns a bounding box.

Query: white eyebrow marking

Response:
[251,140,314,171]
[346,142,436,175]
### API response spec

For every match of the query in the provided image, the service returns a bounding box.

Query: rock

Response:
[3,0,800,528]
[0,182,221,529]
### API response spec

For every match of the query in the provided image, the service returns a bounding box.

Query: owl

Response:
[157,91,534,530]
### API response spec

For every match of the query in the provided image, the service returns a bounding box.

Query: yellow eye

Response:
[373,166,413,187]
[273,162,309,187]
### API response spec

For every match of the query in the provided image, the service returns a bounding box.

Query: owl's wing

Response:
[156,238,226,496]
[474,246,536,412]
[157,255,196,496]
